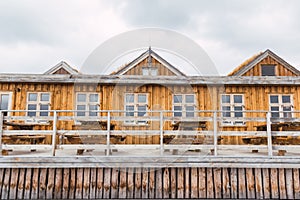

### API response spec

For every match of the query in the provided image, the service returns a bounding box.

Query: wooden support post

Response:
[160,111,164,156]
[52,111,57,156]
[106,111,111,156]
[213,111,218,156]
[266,112,273,157]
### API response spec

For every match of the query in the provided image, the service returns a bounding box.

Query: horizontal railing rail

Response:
[0,109,300,157]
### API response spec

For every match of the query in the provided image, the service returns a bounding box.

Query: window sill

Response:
[122,123,150,127]
[220,125,247,128]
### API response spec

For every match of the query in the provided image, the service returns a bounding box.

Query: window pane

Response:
[77,94,86,102]
[89,94,98,102]
[270,95,278,103]
[40,104,49,116]
[271,106,279,118]
[89,105,98,116]
[41,93,50,101]
[28,104,37,117]
[282,95,291,103]
[283,106,292,118]
[150,68,158,76]
[137,105,146,117]
[0,94,9,110]
[28,93,37,101]
[125,106,134,116]
[174,95,182,103]
[186,95,194,103]
[262,65,275,76]
[28,104,36,110]
[186,106,194,117]
[77,105,85,110]
[138,94,147,103]
[142,68,149,75]
[222,106,231,117]
[234,95,242,103]
[234,106,243,117]
[77,105,85,116]
[222,95,230,103]
[126,94,134,103]
[174,106,182,117]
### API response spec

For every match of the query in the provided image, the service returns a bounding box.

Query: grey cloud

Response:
[119,0,300,56]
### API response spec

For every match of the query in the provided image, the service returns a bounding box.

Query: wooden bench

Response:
[70,121,125,155]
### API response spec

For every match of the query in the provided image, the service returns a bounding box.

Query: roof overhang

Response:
[0,74,299,85]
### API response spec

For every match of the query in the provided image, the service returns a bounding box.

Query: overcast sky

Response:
[0,0,300,75]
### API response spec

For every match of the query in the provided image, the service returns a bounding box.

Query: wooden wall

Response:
[0,167,299,199]
[1,81,300,144]
[242,55,298,76]
[123,57,176,76]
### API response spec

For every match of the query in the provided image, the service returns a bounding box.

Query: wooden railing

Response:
[1,110,300,157]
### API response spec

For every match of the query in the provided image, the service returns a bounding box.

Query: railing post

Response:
[106,111,111,156]
[213,111,218,156]
[266,112,273,157]
[52,111,57,156]
[0,111,3,156]
[160,111,164,156]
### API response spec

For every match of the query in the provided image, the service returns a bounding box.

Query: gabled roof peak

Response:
[111,48,186,76]
[228,49,300,76]
[44,61,80,75]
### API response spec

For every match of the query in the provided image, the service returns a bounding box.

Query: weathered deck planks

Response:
[0,167,299,199]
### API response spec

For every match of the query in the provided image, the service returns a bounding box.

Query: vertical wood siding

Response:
[0,167,299,199]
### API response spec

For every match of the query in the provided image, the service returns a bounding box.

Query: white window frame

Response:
[173,94,196,118]
[124,93,148,125]
[269,94,293,118]
[0,92,13,116]
[142,67,158,76]
[75,92,100,117]
[220,94,245,126]
[27,92,51,123]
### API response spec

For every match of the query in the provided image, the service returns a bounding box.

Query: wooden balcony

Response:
[1,110,300,159]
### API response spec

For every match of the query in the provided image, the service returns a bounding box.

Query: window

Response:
[221,94,244,126]
[173,94,195,118]
[125,93,148,124]
[0,92,12,116]
[76,93,99,117]
[142,67,158,76]
[27,92,51,117]
[269,94,293,118]
[261,65,276,76]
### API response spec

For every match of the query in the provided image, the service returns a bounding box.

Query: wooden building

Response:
[1,48,300,199]
[0,48,300,144]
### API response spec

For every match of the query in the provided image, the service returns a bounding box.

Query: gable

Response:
[111,48,185,76]
[228,49,300,76]
[44,61,79,75]
[121,56,177,76]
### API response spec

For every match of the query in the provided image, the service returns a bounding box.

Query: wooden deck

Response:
[1,110,300,161]
[1,110,300,199]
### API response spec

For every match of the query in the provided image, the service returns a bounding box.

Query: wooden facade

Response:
[0,48,300,145]
[1,48,300,199]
